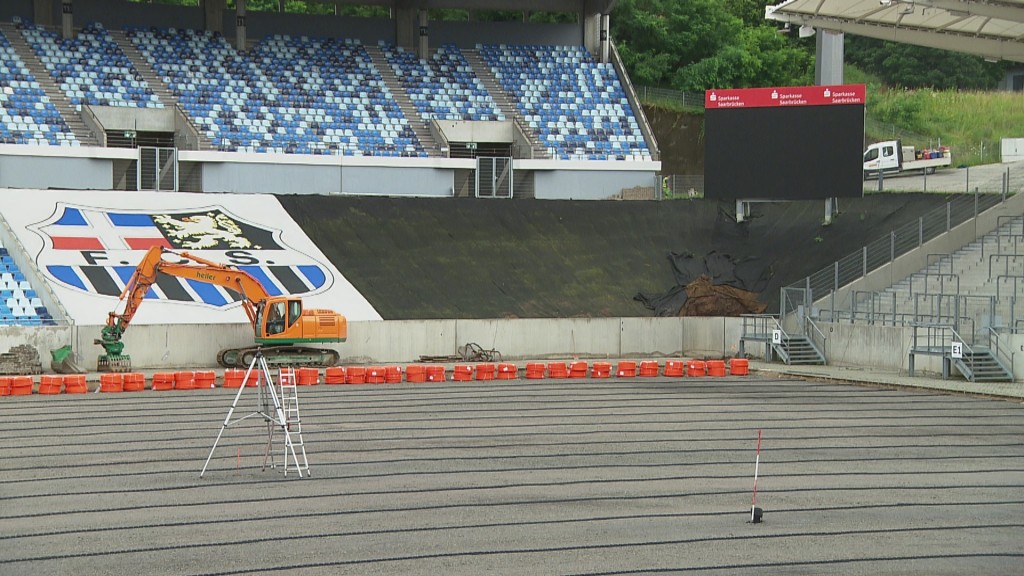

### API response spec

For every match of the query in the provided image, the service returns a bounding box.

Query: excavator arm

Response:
[97,246,273,371]
[108,246,270,330]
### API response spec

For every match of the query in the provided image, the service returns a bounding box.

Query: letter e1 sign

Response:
[950,341,963,359]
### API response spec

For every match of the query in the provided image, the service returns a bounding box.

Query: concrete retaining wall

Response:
[2,318,1016,381]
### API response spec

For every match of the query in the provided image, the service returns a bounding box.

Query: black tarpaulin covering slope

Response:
[634,251,773,317]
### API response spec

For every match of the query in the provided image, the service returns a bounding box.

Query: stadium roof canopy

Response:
[765,0,1024,63]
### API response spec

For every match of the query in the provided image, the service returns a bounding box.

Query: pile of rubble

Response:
[0,344,43,375]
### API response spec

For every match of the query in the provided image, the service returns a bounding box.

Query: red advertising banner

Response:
[704,84,865,109]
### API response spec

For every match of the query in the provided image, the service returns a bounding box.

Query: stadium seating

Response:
[479,44,650,161]
[381,41,503,122]
[0,245,56,326]
[18,20,163,110]
[0,27,77,146]
[251,34,424,156]
[127,27,425,156]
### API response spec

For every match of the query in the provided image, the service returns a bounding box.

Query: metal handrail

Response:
[609,40,660,161]
[985,326,1015,372]
[909,271,959,296]
[805,316,828,360]
[786,195,1010,316]
[925,253,954,275]
[996,275,1024,301]
[989,253,1024,278]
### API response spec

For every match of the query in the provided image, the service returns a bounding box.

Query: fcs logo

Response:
[29,204,333,307]
[154,212,256,250]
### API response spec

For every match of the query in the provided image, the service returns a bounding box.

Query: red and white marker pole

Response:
[751,429,762,522]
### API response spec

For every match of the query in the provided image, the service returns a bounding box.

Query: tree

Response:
[845,37,1006,90]
[611,0,744,87]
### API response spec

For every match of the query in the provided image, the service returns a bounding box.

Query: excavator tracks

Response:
[217,346,341,369]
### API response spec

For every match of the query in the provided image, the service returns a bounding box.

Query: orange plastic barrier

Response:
[663,360,685,377]
[547,362,568,379]
[346,366,366,384]
[222,369,244,388]
[243,369,260,387]
[99,373,124,393]
[405,365,426,383]
[591,361,612,378]
[123,372,146,392]
[365,366,386,384]
[384,366,402,384]
[297,367,320,385]
[616,361,637,377]
[194,370,216,389]
[173,371,195,390]
[729,358,750,376]
[639,361,660,377]
[525,363,546,379]
[10,376,33,396]
[0,376,11,396]
[152,372,175,391]
[686,360,706,377]
[475,363,496,381]
[569,361,588,378]
[497,363,517,380]
[426,365,446,382]
[63,374,88,394]
[324,366,347,384]
[39,374,63,395]
[453,364,473,381]
[706,360,727,377]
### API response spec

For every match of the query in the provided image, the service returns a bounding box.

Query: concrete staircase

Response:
[364,46,440,157]
[0,23,97,146]
[853,215,1024,329]
[109,30,214,151]
[774,335,826,365]
[462,48,550,159]
[954,348,1013,382]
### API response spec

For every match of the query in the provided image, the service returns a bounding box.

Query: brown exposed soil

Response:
[643,105,704,175]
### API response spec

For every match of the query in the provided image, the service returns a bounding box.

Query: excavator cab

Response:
[256,297,307,340]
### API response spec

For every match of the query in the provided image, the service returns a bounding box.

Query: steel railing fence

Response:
[784,190,1013,323]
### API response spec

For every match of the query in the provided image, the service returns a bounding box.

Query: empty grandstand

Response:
[0,0,658,198]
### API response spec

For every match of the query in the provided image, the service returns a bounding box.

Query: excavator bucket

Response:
[51,345,87,375]
[97,354,131,373]
[96,323,132,372]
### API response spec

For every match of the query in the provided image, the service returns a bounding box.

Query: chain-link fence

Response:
[634,86,705,110]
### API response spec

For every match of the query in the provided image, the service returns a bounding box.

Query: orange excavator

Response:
[96,246,347,372]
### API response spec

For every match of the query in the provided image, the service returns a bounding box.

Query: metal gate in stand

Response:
[476,157,512,198]
[138,147,178,191]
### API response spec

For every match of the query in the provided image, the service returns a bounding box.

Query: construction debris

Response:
[419,342,502,363]
[0,344,44,375]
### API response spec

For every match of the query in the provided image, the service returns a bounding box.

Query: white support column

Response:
[814,30,844,85]
[236,0,247,51]
[418,9,429,60]
[61,0,73,40]
[600,13,610,63]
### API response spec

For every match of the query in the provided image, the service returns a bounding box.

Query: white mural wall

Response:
[4,190,382,324]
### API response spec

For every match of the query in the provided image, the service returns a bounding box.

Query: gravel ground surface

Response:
[2,376,1023,575]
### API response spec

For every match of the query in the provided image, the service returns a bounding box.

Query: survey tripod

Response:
[200,348,308,478]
